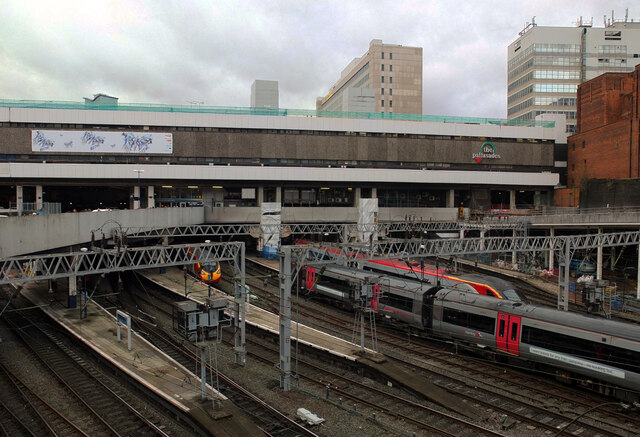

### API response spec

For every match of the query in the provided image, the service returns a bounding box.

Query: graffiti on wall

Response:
[31,130,173,154]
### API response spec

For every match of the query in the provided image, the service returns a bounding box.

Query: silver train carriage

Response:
[433,289,640,401]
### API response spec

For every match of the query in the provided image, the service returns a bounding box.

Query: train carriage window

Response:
[379,291,413,312]
[522,326,640,373]
[443,308,495,334]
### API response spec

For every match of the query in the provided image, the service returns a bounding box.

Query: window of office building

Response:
[381,76,384,83]
[381,64,385,71]
[381,88,384,95]
[389,89,392,96]
[389,65,393,72]
[381,100,385,107]
[382,52,384,59]
[389,77,393,84]
[389,100,392,107]
[389,53,392,60]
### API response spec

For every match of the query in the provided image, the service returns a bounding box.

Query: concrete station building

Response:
[0,97,565,222]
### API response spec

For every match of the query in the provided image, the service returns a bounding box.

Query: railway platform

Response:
[20,281,265,437]
[140,265,485,419]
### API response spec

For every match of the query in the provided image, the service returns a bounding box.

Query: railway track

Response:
[235,259,640,436]
[119,272,321,437]
[0,359,88,437]
[235,333,503,436]
[0,300,194,436]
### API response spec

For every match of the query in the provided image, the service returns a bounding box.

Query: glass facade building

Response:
[508,18,640,133]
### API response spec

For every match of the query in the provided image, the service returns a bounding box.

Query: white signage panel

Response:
[32,130,173,154]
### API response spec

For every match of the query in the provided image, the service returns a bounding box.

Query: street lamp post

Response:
[133,169,144,209]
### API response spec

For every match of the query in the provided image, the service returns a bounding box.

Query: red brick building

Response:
[565,64,640,207]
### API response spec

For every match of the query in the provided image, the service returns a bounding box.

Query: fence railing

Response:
[0,99,556,128]
[8,202,62,215]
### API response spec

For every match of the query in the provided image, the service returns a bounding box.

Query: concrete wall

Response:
[0,207,205,258]
[0,125,555,168]
[205,205,458,224]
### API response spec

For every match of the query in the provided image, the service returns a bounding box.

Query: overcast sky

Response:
[0,1,634,118]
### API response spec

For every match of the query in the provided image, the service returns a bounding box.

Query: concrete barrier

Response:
[0,207,205,258]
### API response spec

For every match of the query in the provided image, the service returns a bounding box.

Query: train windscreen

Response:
[500,288,523,302]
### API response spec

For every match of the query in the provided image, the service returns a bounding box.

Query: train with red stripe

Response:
[303,263,640,401]
[296,239,525,301]
[363,258,526,301]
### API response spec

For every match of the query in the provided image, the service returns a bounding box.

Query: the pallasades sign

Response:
[473,142,501,163]
[32,130,173,154]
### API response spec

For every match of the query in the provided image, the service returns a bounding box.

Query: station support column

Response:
[16,185,23,216]
[596,227,603,280]
[511,229,517,266]
[637,240,640,300]
[446,189,455,208]
[68,276,77,308]
[275,186,282,203]
[36,185,43,211]
[548,228,555,272]
[133,186,141,209]
[509,190,517,211]
[279,247,292,392]
[257,186,264,207]
[146,185,155,208]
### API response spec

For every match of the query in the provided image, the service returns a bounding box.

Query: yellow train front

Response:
[194,261,221,283]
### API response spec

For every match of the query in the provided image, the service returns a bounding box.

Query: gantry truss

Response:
[120,220,527,240]
[0,242,244,285]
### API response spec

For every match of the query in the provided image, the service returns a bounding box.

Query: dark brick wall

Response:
[568,65,640,189]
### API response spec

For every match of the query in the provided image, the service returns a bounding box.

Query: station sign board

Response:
[472,142,501,163]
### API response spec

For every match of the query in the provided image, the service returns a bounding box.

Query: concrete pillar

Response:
[446,189,455,208]
[371,187,377,198]
[354,187,361,205]
[257,186,264,207]
[637,242,640,300]
[36,185,43,211]
[133,186,141,209]
[275,186,282,203]
[509,190,517,211]
[548,228,555,272]
[480,229,485,251]
[147,185,155,208]
[16,185,24,216]
[596,227,603,280]
[68,275,77,308]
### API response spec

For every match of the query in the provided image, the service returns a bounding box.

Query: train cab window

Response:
[501,289,523,302]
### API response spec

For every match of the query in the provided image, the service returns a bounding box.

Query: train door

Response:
[496,313,521,356]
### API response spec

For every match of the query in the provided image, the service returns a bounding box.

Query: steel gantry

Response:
[121,220,526,242]
[0,242,244,285]
[275,230,640,390]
